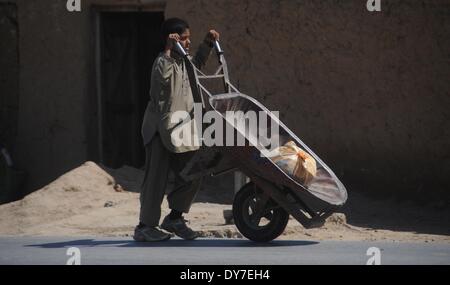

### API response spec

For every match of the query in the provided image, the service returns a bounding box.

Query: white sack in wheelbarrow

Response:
[269,141,317,186]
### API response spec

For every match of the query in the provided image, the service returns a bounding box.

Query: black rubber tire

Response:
[233,182,289,242]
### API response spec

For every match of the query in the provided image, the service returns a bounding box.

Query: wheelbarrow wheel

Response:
[233,182,289,242]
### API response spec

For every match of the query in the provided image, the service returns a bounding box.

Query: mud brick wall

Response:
[167,0,450,202]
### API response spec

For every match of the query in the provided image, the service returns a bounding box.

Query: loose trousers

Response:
[139,134,202,227]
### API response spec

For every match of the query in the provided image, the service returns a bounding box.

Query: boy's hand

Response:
[204,30,220,46]
[165,33,180,51]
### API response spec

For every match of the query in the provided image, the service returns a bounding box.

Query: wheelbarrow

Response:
[174,40,347,242]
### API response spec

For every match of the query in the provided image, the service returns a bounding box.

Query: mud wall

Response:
[2,0,165,194]
[10,0,92,193]
[166,0,450,202]
[1,0,449,203]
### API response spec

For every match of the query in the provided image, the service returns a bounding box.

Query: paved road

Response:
[0,237,449,265]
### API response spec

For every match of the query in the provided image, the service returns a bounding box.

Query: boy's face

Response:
[179,29,191,52]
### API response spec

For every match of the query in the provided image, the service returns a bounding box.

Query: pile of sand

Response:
[0,162,136,236]
[0,161,448,243]
[0,161,238,238]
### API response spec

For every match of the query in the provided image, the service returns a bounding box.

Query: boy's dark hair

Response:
[161,18,190,41]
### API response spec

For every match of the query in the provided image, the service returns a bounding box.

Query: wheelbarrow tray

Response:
[180,92,347,227]
[174,40,347,231]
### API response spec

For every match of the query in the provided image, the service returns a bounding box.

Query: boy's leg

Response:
[167,176,203,214]
[166,151,202,214]
[161,151,202,240]
[139,135,171,227]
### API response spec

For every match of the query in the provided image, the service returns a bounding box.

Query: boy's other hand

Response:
[165,33,180,51]
[204,30,220,46]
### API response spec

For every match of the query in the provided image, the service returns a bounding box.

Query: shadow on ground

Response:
[340,191,450,237]
[100,164,450,237]
[26,239,318,249]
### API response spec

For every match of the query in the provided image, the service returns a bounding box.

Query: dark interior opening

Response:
[99,12,164,168]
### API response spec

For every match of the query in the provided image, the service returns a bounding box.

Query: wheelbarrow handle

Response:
[175,40,223,56]
[214,40,224,55]
[174,42,188,57]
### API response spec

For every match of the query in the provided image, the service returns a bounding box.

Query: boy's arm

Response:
[192,30,220,70]
[154,54,175,84]
[154,33,179,83]
[192,41,213,70]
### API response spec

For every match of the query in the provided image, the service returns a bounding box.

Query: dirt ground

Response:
[0,161,448,243]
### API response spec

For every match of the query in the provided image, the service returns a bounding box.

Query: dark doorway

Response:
[99,12,164,168]
[0,3,19,149]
